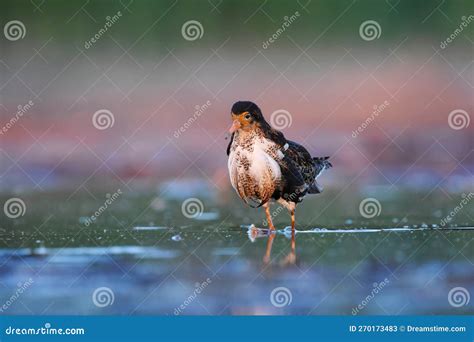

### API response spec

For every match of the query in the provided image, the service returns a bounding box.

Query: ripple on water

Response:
[0,246,180,260]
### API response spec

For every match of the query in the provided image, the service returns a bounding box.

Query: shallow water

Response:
[0,186,473,315]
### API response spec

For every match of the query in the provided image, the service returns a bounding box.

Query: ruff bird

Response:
[227,101,332,234]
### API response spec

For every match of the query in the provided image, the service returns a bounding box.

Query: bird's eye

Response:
[244,114,251,120]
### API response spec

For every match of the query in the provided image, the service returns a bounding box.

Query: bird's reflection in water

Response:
[247,225,296,266]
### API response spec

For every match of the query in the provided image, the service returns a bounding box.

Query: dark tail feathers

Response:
[308,156,332,194]
[313,156,332,178]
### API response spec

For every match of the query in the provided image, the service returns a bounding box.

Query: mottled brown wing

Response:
[285,140,316,186]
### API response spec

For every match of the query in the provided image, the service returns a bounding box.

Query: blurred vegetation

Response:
[2,0,473,52]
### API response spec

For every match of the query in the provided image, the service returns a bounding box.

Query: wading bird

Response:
[227,101,332,244]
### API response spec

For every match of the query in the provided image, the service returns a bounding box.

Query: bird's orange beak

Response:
[228,119,241,133]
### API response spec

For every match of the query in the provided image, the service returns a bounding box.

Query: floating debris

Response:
[194,211,220,221]
[78,216,90,225]
[133,226,170,231]
[344,219,353,225]
[171,234,183,242]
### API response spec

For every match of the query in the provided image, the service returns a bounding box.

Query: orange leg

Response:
[263,203,276,230]
[263,233,275,264]
[291,209,296,251]
[282,209,296,265]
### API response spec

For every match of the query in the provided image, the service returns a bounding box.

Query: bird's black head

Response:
[229,101,267,133]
